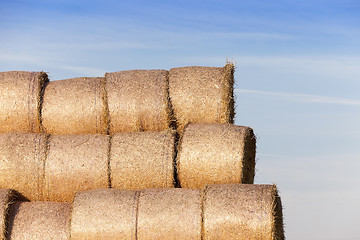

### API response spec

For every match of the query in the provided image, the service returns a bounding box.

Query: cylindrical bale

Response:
[42,77,109,134]
[177,123,256,188]
[0,189,20,240]
[0,133,47,201]
[110,130,175,189]
[137,188,202,240]
[7,202,71,240]
[70,189,139,240]
[203,184,285,240]
[105,69,171,133]
[44,134,109,202]
[169,64,234,133]
[0,71,48,133]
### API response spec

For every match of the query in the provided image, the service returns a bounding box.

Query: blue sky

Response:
[1,1,360,239]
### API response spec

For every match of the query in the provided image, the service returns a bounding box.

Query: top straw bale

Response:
[42,77,108,134]
[105,70,171,133]
[169,64,234,133]
[0,71,48,133]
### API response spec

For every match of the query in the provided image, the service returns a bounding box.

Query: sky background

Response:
[1,0,360,239]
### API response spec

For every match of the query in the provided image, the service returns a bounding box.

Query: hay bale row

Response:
[0,64,234,134]
[0,123,255,201]
[0,130,175,202]
[71,184,283,240]
[0,185,284,240]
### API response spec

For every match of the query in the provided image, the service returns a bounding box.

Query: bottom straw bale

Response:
[203,184,284,240]
[0,133,47,201]
[7,202,71,240]
[71,189,138,240]
[110,130,175,190]
[0,189,19,239]
[44,134,109,202]
[137,188,202,240]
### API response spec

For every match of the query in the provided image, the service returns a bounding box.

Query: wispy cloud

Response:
[235,88,360,106]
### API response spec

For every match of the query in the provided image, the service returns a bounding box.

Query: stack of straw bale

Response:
[0,125,254,201]
[0,65,285,239]
[0,184,283,239]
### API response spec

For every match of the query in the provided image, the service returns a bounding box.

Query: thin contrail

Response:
[235,88,360,106]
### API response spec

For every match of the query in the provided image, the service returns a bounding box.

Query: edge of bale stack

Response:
[177,123,256,188]
[0,71,49,133]
[169,63,235,133]
[0,189,23,240]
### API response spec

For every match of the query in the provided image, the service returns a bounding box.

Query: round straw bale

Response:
[105,69,171,133]
[42,77,109,134]
[137,188,202,240]
[169,64,234,133]
[110,130,175,190]
[7,201,71,240]
[0,189,21,239]
[0,133,47,201]
[203,184,284,240]
[44,134,109,202]
[71,189,139,240]
[0,71,48,133]
[177,123,256,188]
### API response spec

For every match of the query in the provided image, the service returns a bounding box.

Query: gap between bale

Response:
[202,184,285,240]
[0,189,26,240]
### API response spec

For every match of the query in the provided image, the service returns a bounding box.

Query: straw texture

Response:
[0,133,47,201]
[105,69,171,133]
[203,184,284,240]
[110,130,175,190]
[137,188,202,240]
[42,77,109,134]
[44,134,109,202]
[177,123,256,188]
[71,189,139,240]
[7,202,71,240]
[0,71,48,133]
[169,64,234,133]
